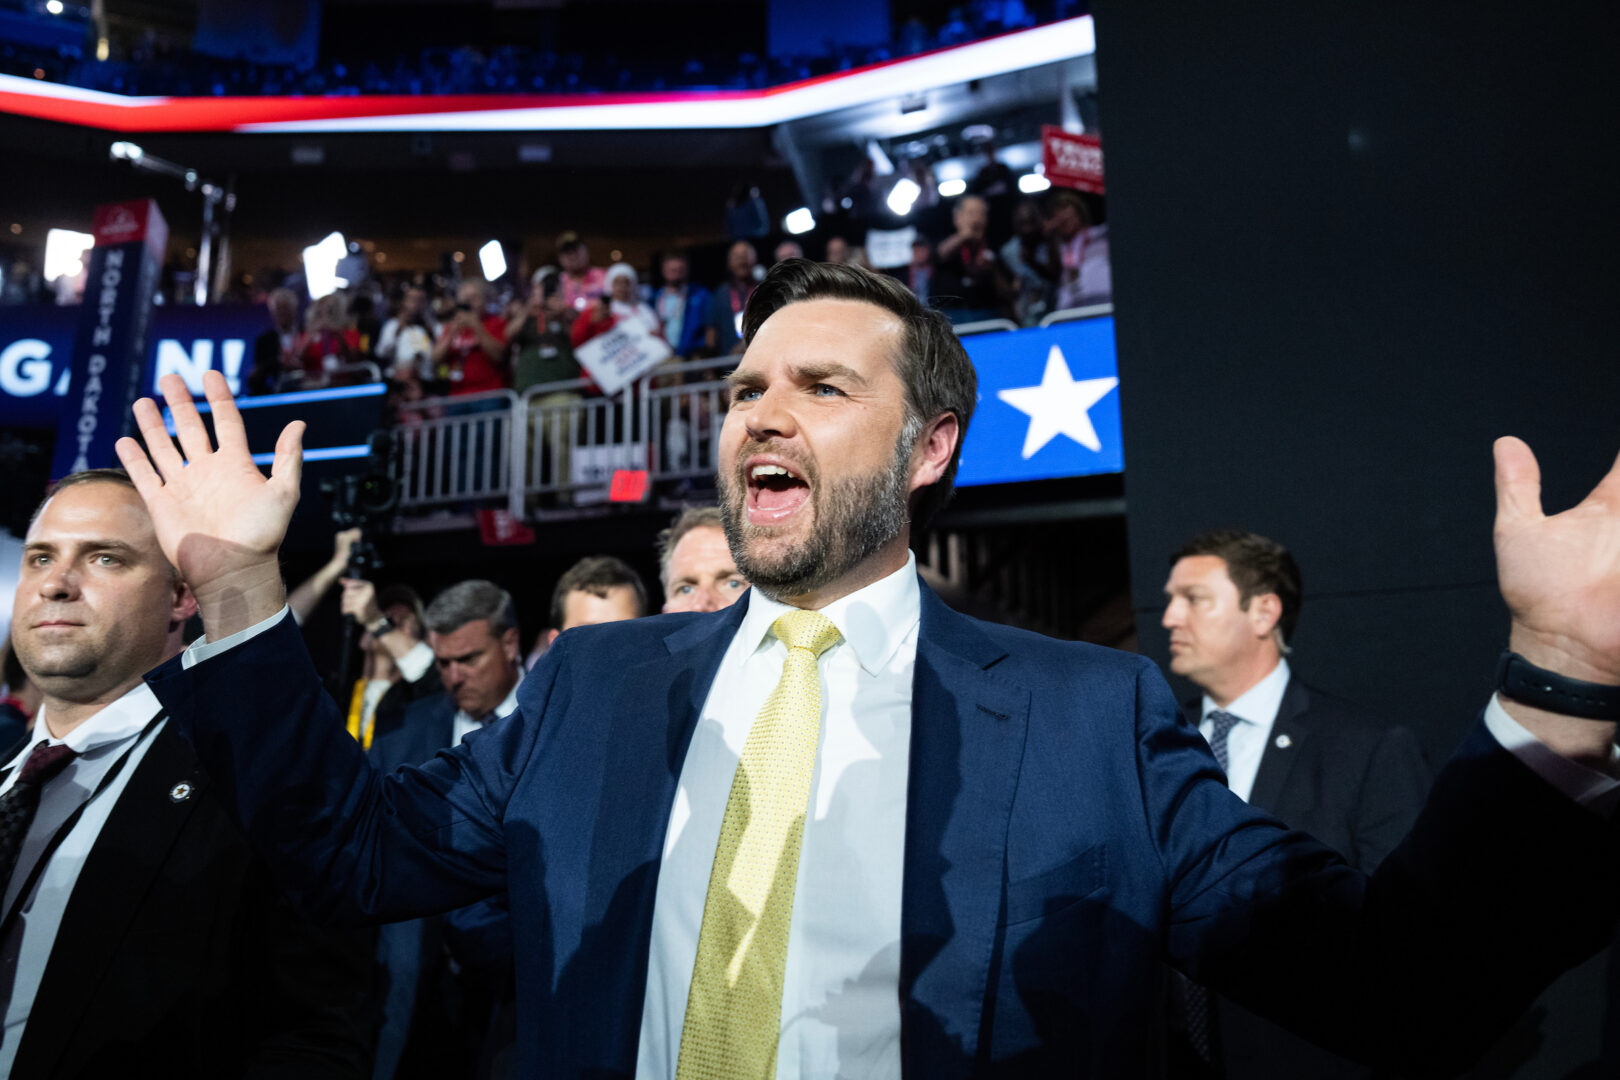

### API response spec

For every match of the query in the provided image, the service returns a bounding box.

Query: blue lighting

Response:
[250,443,373,466]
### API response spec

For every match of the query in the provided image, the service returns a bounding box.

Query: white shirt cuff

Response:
[1485,694,1620,814]
[396,641,434,683]
[181,606,293,670]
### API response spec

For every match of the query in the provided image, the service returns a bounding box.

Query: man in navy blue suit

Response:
[119,260,1620,1079]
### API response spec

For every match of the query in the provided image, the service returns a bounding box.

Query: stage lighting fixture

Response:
[303,231,348,299]
[44,228,94,281]
[478,240,507,281]
[937,178,967,198]
[886,178,922,217]
[1018,173,1052,194]
[784,208,816,235]
[109,141,144,161]
[45,0,64,14]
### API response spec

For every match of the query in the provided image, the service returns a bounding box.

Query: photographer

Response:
[337,579,439,750]
[376,285,440,380]
[430,280,509,396]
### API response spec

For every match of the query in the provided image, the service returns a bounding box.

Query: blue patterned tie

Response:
[1182,709,1243,1074]
[1205,709,1241,774]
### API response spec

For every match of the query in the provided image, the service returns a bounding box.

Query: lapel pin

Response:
[169,781,194,803]
[1274,734,1292,750]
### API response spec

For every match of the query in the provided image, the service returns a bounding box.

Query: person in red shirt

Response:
[432,280,510,395]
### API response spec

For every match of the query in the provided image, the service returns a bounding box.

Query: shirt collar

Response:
[8,681,163,770]
[1202,657,1291,729]
[455,670,525,727]
[739,552,921,677]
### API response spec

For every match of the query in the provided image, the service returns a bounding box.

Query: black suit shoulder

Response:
[14,722,373,1079]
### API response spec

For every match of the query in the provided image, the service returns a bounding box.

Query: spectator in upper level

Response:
[893,236,935,305]
[507,268,580,394]
[1001,199,1060,326]
[824,236,852,265]
[653,252,710,359]
[555,231,606,315]
[773,239,804,265]
[295,291,363,389]
[432,280,510,395]
[1047,189,1112,310]
[249,287,301,395]
[376,285,439,380]
[571,263,663,351]
[933,194,1011,325]
[704,240,758,356]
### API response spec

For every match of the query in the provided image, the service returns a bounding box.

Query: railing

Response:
[393,389,522,517]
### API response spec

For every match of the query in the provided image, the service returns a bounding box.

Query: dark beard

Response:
[719,434,914,601]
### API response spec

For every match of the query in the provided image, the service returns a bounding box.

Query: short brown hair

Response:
[548,555,647,629]
[30,467,137,527]
[742,258,977,530]
[1171,529,1303,645]
[376,584,427,640]
[656,506,724,587]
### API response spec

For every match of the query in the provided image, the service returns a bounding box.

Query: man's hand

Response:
[339,578,383,626]
[330,527,361,570]
[115,370,304,640]
[1494,436,1620,763]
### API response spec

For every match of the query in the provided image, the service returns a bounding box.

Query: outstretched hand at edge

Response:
[115,370,305,640]
[1493,436,1620,764]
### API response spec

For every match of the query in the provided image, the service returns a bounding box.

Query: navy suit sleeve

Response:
[146,611,570,926]
[1132,656,1620,1073]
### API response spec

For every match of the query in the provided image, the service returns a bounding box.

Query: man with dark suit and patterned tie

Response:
[1,468,372,1076]
[1160,528,1431,1077]
[119,260,1620,1079]
[368,578,525,1080]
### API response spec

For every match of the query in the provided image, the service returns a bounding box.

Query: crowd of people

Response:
[4,2,1080,100]
[246,186,1111,405]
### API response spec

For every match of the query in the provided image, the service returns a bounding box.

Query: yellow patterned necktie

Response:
[676,609,842,1080]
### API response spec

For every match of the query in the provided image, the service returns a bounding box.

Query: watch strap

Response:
[1495,650,1620,720]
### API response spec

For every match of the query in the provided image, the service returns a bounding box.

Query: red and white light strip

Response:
[0,17,1092,133]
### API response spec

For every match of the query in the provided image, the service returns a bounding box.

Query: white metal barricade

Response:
[519,378,642,503]
[392,389,520,515]
[951,318,1021,337]
[1038,303,1114,327]
[638,359,731,483]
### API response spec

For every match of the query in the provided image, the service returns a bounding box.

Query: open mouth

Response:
[745,460,811,524]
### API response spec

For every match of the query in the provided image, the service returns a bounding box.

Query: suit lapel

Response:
[1247,675,1310,813]
[900,585,1030,1077]
[17,722,204,1073]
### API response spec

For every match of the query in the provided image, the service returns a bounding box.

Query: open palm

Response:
[116,370,304,632]
[1494,436,1620,684]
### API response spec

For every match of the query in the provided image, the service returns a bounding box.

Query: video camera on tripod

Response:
[319,430,400,699]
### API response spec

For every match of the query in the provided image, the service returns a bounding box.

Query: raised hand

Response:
[115,370,305,639]
[1493,436,1620,760]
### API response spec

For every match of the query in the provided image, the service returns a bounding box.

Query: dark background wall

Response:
[1096,1,1617,1074]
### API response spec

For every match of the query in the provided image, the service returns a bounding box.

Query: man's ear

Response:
[501,626,521,664]
[1248,592,1283,640]
[171,578,199,633]
[909,412,960,496]
[545,628,560,647]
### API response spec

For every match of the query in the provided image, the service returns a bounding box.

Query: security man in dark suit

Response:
[368,579,525,1080]
[1161,528,1431,1078]
[2,467,372,1076]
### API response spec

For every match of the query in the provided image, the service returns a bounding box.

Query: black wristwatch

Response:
[366,615,394,637]
[1495,651,1620,720]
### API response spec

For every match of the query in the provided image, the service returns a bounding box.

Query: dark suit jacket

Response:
[6,721,373,1078]
[1179,677,1432,1079]
[149,585,1620,1079]
[369,690,512,1080]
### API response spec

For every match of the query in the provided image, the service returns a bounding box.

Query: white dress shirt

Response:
[0,683,166,1075]
[451,676,523,747]
[636,555,920,1080]
[1197,659,1292,803]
